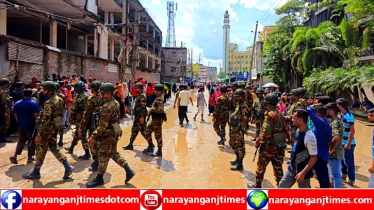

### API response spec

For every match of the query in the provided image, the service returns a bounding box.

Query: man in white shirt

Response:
[279,109,317,188]
[177,85,193,127]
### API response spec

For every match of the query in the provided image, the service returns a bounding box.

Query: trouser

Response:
[329,159,342,188]
[213,118,228,136]
[342,144,356,184]
[6,113,17,137]
[35,131,67,168]
[130,118,147,142]
[98,137,127,175]
[15,131,35,157]
[71,123,89,150]
[369,174,374,188]
[279,165,311,188]
[255,144,284,186]
[144,120,163,147]
[65,107,71,126]
[87,128,98,161]
[229,132,245,160]
[314,156,330,188]
[179,106,189,124]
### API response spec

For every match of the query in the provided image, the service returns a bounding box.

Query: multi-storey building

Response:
[227,43,252,73]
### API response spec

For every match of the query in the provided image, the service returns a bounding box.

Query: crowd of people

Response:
[0,74,373,189]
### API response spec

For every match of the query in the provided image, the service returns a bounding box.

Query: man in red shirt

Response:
[131,83,139,98]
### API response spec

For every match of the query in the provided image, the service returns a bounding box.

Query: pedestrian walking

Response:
[177,85,193,127]
[194,88,207,122]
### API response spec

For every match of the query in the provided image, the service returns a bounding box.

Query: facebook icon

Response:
[1,190,22,209]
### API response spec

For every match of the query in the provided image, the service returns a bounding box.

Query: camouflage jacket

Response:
[252,98,266,122]
[0,87,9,115]
[227,91,236,111]
[57,92,66,108]
[70,93,89,122]
[230,100,248,133]
[31,88,39,102]
[329,118,344,160]
[299,97,309,109]
[133,92,147,118]
[38,94,64,133]
[213,94,230,119]
[259,109,287,145]
[151,95,165,121]
[245,91,254,110]
[81,95,102,131]
[285,100,306,121]
[91,97,120,139]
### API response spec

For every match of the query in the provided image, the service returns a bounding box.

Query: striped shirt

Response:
[341,112,356,145]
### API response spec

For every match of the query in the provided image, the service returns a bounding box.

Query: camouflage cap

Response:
[90,81,102,91]
[74,81,85,90]
[99,83,115,93]
[234,88,245,96]
[42,81,57,91]
[154,84,164,91]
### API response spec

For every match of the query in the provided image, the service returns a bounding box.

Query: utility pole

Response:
[120,0,127,82]
[198,53,201,82]
[190,48,193,81]
[248,21,258,84]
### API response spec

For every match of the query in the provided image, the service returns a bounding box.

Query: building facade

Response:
[227,43,252,73]
[222,11,230,73]
[0,0,162,83]
[207,66,217,82]
[161,47,187,83]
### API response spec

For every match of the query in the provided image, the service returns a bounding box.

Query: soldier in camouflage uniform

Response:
[123,82,147,150]
[298,88,309,108]
[228,82,238,111]
[55,82,67,146]
[0,78,11,143]
[285,89,306,146]
[142,84,166,157]
[79,81,102,172]
[252,89,266,141]
[229,89,248,171]
[65,81,90,158]
[245,84,254,129]
[23,81,73,179]
[213,85,230,145]
[86,83,135,188]
[248,93,286,188]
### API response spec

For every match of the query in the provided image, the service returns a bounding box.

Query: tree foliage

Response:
[217,71,227,79]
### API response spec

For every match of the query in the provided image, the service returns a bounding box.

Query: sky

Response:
[139,0,289,70]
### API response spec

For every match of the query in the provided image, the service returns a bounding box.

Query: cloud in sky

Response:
[140,0,287,68]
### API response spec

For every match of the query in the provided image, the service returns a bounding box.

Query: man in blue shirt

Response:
[10,89,40,164]
[307,105,332,188]
[368,108,374,188]
[336,98,356,186]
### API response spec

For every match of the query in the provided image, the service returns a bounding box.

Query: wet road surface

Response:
[0,91,372,188]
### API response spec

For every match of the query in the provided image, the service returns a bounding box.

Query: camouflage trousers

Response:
[229,132,245,160]
[289,126,297,145]
[255,144,285,186]
[71,123,89,150]
[0,113,10,133]
[35,131,67,167]
[144,120,163,147]
[130,118,147,142]
[255,120,262,137]
[87,128,98,162]
[97,136,127,175]
[213,118,228,136]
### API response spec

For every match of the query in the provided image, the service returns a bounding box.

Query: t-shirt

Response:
[198,92,205,107]
[329,118,344,160]
[304,130,318,155]
[178,90,191,106]
[341,112,356,145]
[372,129,374,160]
[14,98,40,132]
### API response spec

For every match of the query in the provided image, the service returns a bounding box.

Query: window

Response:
[246,55,248,58]
[172,51,176,58]
[246,61,248,64]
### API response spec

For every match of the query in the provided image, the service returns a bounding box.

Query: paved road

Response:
[0,91,372,188]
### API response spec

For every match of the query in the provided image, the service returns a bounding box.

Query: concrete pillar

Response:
[0,7,6,35]
[110,39,115,61]
[146,19,149,32]
[49,21,57,47]
[85,34,88,54]
[94,28,98,56]
[99,25,108,59]
[145,55,149,68]
[110,12,114,24]
[152,57,155,70]
[104,11,109,24]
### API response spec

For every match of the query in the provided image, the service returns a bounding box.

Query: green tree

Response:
[217,71,227,79]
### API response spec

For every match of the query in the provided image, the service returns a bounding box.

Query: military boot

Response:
[79,149,91,160]
[142,143,155,154]
[123,140,134,150]
[124,164,136,184]
[217,134,226,145]
[89,161,99,172]
[58,135,63,146]
[230,159,243,171]
[247,183,262,188]
[64,145,75,154]
[62,160,74,179]
[86,174,104,188]
[230,154,238,165]
[151,147,162,157]
[23,167,41,179]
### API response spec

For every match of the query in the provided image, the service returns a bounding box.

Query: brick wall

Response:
[123,70,160,84]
